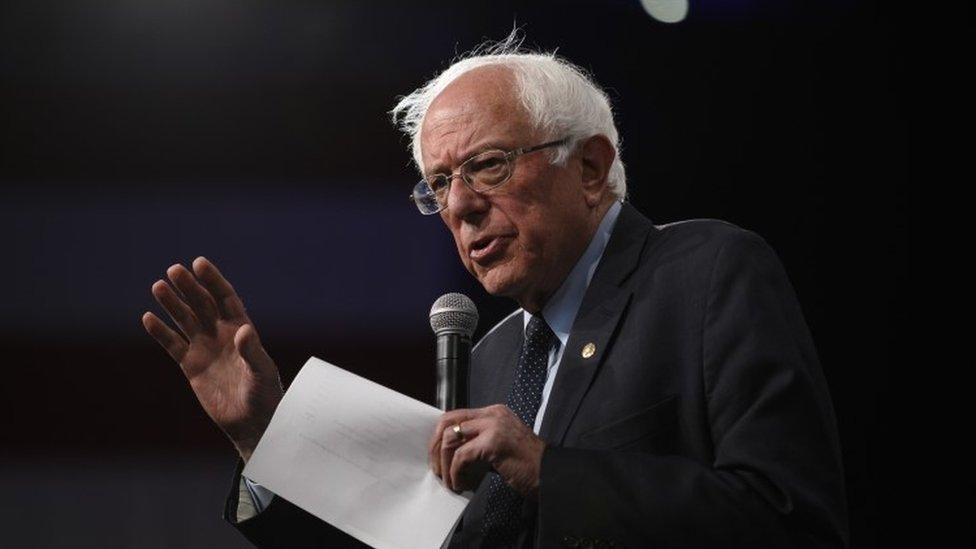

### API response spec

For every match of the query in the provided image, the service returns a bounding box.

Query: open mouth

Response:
[469,235,513,263]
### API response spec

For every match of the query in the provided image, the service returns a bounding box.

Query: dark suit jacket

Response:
[224,204,848,548]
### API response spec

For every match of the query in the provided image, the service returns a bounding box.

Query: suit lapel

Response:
[471,314,524,408]
[486,325,523,407]
[538,285,631,445]
[538,204,658,445]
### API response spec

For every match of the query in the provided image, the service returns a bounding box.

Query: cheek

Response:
[508,208,544,256]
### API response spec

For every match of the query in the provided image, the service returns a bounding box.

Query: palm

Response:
[143,257,282,460]
[182,319,254,430]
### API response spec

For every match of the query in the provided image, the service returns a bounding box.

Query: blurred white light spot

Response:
[640,0,689,23]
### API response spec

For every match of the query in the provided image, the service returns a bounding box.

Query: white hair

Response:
[390,31,627,200]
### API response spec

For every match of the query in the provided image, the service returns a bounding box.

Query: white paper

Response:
[244,356,471,549]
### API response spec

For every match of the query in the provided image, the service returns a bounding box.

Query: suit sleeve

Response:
[535,231,848,548]
[223,459,370,548]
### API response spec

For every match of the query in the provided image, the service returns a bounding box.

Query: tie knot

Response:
[525,314,556,353]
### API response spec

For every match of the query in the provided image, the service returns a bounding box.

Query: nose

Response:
[445,175,490,222]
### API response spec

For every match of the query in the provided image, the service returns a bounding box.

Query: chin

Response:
[474,262,525,298]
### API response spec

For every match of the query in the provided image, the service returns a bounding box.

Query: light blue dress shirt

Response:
[244,201,623,513]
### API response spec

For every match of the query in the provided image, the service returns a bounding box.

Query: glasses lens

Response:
[461,151,510,191]
[412,180,443,215]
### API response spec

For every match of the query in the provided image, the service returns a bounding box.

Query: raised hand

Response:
[142,256,283,462]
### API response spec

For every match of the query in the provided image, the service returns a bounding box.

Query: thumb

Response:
[234,324,275,375]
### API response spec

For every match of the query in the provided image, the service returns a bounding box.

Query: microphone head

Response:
[430,293,479,338]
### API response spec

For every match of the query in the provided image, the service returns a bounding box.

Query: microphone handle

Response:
[436,333,471,411]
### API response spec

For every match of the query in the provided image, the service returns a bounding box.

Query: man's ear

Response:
[577,135,616,208]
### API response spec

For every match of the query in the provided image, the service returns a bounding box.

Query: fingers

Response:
[151,279,200,338]
[142,311,188,363]
[438,417,485,489]
[429,411,459,472]
[167,264,218,329]
[429,408,498,490]
[234,324,275,376]
[429,408,482,476]
[429,407,516,487]
[440,426,463,490]
[444,417,492,491]
[193,256,248,322]
[449,436,484,492]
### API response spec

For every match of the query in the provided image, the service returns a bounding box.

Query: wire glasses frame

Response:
[410,137,569,215]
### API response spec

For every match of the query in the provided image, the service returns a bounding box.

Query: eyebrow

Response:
[425,141,512,177]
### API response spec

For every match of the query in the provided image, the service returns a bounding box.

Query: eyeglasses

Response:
[410,137,569,215]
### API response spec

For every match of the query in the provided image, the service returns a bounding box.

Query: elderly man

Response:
[144,42,847,548]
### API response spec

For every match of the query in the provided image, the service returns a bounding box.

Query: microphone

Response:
[430,293,478,411]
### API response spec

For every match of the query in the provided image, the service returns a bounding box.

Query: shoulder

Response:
[622,217,783,298]
[638,218,772,270]
[640,218,794,309]
[654,218,767,252]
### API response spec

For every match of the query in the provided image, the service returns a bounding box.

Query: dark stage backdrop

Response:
[0,1,909,547]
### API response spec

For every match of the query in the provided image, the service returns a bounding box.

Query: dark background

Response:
[0,0,909,547]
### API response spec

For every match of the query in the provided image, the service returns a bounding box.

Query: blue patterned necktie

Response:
[481,314,557,547]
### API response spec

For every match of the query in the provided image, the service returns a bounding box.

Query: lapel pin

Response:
[581,342,596,359]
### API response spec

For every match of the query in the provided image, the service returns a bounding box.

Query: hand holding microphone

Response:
[427,294,546,497]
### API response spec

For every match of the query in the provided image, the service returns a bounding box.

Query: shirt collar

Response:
[523,200,623,349]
